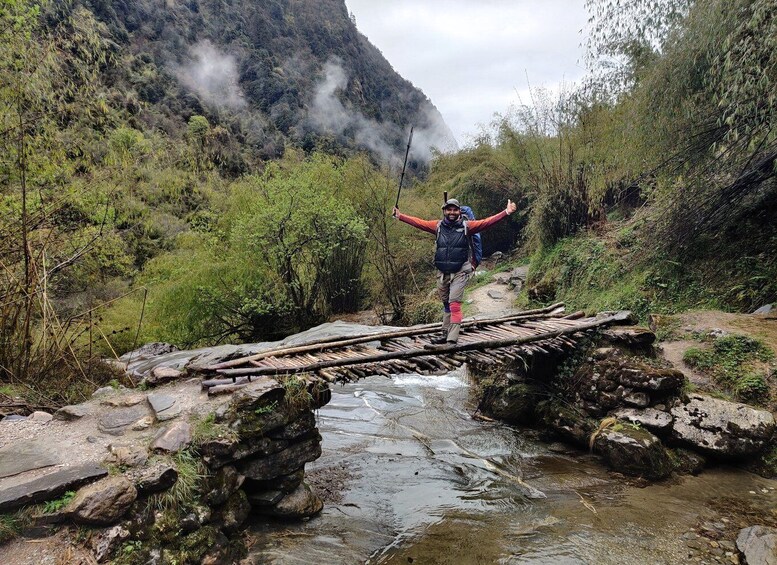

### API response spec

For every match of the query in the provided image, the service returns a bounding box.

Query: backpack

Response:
[460,205,483,268]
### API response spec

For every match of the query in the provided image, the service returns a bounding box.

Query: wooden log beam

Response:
[215,312,631,378]
[201,376,253,389]
[207,383,248,395]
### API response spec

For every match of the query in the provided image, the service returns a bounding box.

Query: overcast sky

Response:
[344,0,590,147]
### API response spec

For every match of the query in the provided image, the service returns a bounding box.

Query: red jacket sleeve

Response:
[466,210,509,234]
[397,212,438,235]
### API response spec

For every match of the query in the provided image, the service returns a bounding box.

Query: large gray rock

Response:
[246,489,285,508]
[108,445,148,468]
[215,491,251,534]
[147,392,180,421]
[737,525,777,565]
[102,393,146,407]
[0,464,107,512]
[752,304,774,315]
[671,394,776,458]
[131,463,178,496]
[483,381,541,425]
[623,392,650,408]
[267,412,317,441]
[617,367,685,391]
[98,404,151,436]
[144,366,184,387]
[152,421,192,453]
[509,266,527,290]
[227,379,285,416]
[67,476,137,526]
[203,465,245,506]
[601,326,657,347]
[236,436,322,481]
[119,342,179,362]
[594,426,672,480]
[201,434,290,469]
[28,411,53,423]
[614,408,674,433]
[92,524,131,563]
[244,468,305,496]
[54,404,90,421]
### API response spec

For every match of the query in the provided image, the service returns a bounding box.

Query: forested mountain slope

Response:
[84,0,455,168]
[0,0,456,401]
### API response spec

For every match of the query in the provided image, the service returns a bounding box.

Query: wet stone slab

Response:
[147,393,180,421]
[0,463,107,512]
[98,404,151,436]
[0,440,61,479]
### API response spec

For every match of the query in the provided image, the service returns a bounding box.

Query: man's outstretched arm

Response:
[392,207,438,235]
[466,199,517,235]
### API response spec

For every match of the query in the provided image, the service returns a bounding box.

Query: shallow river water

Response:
[246,369,777,564]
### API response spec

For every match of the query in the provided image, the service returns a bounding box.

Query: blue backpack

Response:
[460,205,483,268]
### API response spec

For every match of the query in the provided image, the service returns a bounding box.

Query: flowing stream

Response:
[246,368,777,564]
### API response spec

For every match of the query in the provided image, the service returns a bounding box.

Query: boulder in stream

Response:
[737,525,777,565]
[593,426,673,480]
[256,481,323,518]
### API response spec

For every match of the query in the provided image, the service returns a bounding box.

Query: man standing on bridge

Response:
[393,198,517,346]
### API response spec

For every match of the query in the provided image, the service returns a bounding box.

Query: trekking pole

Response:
[395,126,414,209]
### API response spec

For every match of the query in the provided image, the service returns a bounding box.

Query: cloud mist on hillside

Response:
[307,59,457,165]
[175,41,246,110]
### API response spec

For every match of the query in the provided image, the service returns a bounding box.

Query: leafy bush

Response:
[43,491,76,514]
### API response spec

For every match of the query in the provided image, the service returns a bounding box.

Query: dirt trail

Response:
[655,310,777,394]
[466,265,527,318]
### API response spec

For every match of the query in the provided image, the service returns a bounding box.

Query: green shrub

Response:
[405,298,442,326]
[734,372,769,403]
[43,491,76,514]
[683,334,774,404]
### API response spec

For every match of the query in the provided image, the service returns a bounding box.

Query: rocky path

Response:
[466,264,527,318]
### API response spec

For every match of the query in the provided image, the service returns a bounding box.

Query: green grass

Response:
[0,384,23,397]
[522,234,653,319]
[152,450,204,511]
[281,376,313,412]
[191,413,238,445]
[521,230,733,321]
[253,401,278,416]
[42,491,76,514]
[683,334,774,404]
[0,512,28,545]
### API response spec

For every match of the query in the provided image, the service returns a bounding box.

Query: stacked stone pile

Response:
[477,326,776,482]
[0,372,331,563]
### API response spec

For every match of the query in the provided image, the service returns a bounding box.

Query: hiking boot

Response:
[429,334,448,345]
[424,339,458,351]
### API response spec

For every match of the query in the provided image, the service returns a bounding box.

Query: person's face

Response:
[444,205,461,222]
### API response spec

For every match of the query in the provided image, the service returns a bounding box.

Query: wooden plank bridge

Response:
[194,304,635,395]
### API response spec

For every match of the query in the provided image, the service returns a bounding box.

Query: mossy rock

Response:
[536,399,597,447]
[482,382,542,424]
[667,448,706,475]
[593,426,672,480]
